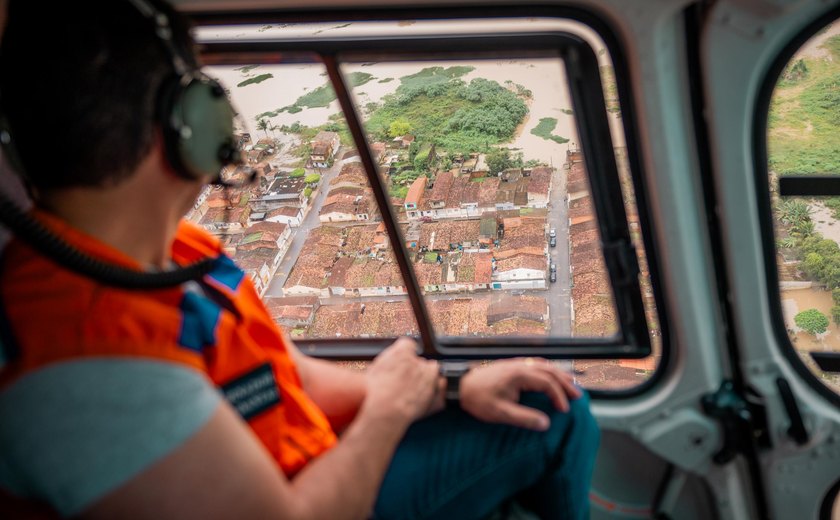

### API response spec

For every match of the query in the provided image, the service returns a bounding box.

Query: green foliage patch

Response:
[530,117,569,144]
[237,73,274,87]
[366,72,528,155]
[794,308,829,335]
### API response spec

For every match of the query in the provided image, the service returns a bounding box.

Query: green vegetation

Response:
[304,173,321,184]
[390,186,409,199]
[388,119,412,138]
[561,108,574,115]
[366,71,528,155]
[487,148,523,175]
[397,66,474,90]
[237,73,273,87]
[768,35,840,174]
[795,308,829,335]
[291,84,337,109]
[290,168,306,178]
[235,65,260,74]
[280,115,352,160]
[348,72,375,88]
[304,187,313,198]
[378,77,394,84]
[530,117,569,144]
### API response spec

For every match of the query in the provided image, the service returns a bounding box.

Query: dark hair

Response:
[0,0,195,192]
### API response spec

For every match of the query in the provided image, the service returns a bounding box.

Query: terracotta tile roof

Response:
[455,253,493,284]
[413,261,443,286]
[567,157,587,184]
[418,220,482,250]
[283,227,342,289]
[313,131,339,144]
[573,360,646,389]
[234,247,276,272]
[343,225,380,253]
[331,162,368,187]
[487,294,548,324]
[527,167,552,196]
[428,171,454,204]
[263,296,319,323]
[494,253,546,273]
[309,301,418,338]
[405,176,427,207]
[570,228,600,249]
[330,258,403,289]
[267,206,301,218]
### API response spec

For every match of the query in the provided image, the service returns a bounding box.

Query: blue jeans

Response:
[373,392,599,520]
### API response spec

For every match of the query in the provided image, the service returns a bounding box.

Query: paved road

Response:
[545,165,572,337]
[265,152,350,297]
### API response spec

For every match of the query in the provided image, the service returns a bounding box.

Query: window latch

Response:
[701,380,772,464]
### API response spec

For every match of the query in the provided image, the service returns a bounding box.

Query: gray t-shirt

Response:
[0,358,220,517]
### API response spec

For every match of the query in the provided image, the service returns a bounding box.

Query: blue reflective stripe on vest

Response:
[177,291,221,353]
[207,255,245,292]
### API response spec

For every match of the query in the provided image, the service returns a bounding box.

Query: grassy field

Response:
[768,35,840,175]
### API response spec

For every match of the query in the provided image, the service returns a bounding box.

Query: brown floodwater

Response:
[780,287,840,352]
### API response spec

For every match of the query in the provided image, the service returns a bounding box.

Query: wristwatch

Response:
[439,361,472,406]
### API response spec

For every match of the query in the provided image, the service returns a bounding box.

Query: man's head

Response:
[0,0,196,194]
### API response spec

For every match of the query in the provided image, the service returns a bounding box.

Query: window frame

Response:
[753,4,840,409]
[194,6,669,380]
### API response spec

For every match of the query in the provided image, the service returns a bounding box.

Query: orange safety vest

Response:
[0,213,337,477]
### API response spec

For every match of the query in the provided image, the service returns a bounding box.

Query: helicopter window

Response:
[764,18,840,396]
[192,14,662,392]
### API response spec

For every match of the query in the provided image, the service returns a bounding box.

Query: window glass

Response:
[769,20,840,393]
[195,17,661,390]
[342,57,618,341]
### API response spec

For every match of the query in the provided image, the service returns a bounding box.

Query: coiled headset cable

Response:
[0,187,215,290]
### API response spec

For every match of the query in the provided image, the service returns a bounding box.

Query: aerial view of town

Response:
[769,22,840,392]
[189,22,661,390]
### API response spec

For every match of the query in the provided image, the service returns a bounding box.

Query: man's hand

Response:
[459,358,582,431]
[362,338,440,427]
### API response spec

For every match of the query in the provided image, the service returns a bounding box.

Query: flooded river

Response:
[781,287,840,352]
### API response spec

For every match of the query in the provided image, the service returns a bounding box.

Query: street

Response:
[264,151,350,297]
[545,164,572,337]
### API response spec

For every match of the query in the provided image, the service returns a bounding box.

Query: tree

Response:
[487,148,515,175]
[388,119,412,138]
[290,168,305,178]
[794,308,829,336]
[304,173,321,185]
[257,118,270,138]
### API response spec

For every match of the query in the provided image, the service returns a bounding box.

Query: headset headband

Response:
[125,0,191,77]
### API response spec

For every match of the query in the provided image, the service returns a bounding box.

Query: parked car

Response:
[550,262,556,273]
[549,271,557,283]
[549,236,556,248]
[549,227,556,238]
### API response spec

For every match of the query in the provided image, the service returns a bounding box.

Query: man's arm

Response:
[83,339,440,520]
[289,343,368,432]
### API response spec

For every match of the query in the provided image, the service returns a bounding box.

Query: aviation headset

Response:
[0,0,250,288]
[0,0,243,185]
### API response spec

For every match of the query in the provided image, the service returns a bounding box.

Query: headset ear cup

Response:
[157,74,195,180]
[158,74,238,181]
[174,76,237,180]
